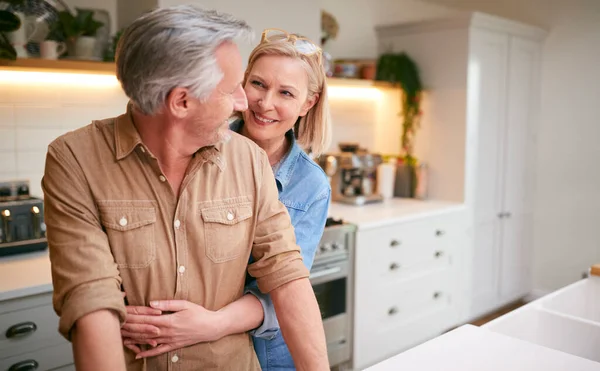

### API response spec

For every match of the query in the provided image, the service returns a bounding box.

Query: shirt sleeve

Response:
[246,187,331,339]
[43,139,126,340]
[247,148,309,294]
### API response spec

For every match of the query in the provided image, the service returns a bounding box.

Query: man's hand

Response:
[121,300,224,358]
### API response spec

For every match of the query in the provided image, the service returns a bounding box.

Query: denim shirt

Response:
[230,120,330,345]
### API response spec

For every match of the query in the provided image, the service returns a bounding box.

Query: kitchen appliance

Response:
[318,145,384,206]
[310,217,356,368]
[0,180,47,257]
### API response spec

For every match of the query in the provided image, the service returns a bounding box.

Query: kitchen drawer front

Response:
[354,298,456,370]
[0,341,73,371]
[356,213,466,279]
[0,294,64,358]
[360,268,456,330]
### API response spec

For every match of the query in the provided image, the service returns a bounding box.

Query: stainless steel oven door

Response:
[310,259,351,367]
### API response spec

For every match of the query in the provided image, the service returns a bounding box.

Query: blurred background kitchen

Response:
[0,0,599,370]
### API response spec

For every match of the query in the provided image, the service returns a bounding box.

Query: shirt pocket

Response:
[200,201,253,263]
[98,201,157,269]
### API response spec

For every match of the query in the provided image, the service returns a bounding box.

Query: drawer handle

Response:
[433,291,442,300]
[5,322,37,338]
[390,239,401,248]
[9,360,39,371]
[435,230,445,237]
[388,307,399,316]
[434,250,444,258]
[389,262,400,271]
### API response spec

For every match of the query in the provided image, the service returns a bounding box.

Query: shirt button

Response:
[159,175,166,182]
[119,217,128,227]
[171,354,179,363]
[174,219,181,229]
[226,212,234,221]
[178,265,186,274]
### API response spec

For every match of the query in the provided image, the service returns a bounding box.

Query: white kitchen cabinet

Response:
[352,209,468,369]
[376,12,545,321]
[0,292,74,369]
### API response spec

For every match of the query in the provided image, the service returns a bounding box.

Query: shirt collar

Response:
[115,102,225,171]
[229,119,302,192]
[114,102,143,161]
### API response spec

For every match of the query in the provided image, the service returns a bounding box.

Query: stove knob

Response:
[331,242,341,250]
[320,243,331,253]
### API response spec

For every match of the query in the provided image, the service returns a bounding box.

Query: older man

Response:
[42,5,328,371]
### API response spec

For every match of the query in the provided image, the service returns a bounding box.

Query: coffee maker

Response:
[319,143,384,206]
[0,180,47,257]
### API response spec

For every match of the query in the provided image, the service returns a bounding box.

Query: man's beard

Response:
[216,121,232,144]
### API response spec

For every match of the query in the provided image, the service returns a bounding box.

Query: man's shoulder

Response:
[222,130,267,160]
[49,116,117,151]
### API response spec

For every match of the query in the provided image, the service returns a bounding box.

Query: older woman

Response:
[122,28,332,370]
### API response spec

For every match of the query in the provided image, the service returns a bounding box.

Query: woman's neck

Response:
[241,126,290,166]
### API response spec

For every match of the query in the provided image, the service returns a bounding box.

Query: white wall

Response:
[322,0,456,59]
[418,0,600,291]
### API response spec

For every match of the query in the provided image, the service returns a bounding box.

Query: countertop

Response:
[328,198,466,230]
[366,324,600,371]
[0,250,53,301]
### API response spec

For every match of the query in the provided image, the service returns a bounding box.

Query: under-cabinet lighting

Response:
[328,86,384,100]
[0,71,120,87]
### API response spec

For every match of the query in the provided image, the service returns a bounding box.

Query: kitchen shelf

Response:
[0,58,115,75]
[327,77,398,89]
[0,59,399,90]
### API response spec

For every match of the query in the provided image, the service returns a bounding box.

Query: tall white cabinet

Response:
[376,12,545,321]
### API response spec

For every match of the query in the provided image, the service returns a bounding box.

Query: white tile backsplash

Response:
[16,128,66,151]
[0,81,129,191]
[0,152,17,174]
[16,151,47,176]
[14,106,64,128]
[0,106,14,126]
[0,127,16,151]
[8,84,61,105]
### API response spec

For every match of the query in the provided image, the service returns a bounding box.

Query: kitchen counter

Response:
[0,250,53,301]
[328,198,466,230]
[366,324,600,371]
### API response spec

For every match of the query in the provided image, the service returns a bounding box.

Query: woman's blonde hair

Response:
[243,33,332,157]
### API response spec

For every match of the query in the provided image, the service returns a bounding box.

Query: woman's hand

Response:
[121,300,225,358]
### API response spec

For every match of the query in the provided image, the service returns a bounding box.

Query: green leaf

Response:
[0,39,17,60]
[0,10,21,33]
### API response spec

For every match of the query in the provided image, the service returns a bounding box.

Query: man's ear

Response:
[166,87,191,119]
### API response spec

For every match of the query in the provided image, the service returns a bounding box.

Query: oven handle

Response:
[310,266,342,280]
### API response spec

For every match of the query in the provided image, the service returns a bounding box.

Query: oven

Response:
[310,219,355,368]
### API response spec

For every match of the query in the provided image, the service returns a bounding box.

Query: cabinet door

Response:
[499,213,534,301]
[498,36,541,302]
[468,30,509,317]
[502,36,541,216]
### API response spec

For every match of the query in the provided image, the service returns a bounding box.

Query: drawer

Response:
[356,213,467,279]
[0,295,64,359]
[354,296,456,369]
[0,341,73,371]
[361,269,456,329]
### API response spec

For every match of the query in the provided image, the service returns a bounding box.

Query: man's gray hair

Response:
[116,5,253,115]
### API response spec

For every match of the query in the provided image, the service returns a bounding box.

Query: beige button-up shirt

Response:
[42,106,309,370]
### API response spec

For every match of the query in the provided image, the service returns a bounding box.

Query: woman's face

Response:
[242,55,317,144]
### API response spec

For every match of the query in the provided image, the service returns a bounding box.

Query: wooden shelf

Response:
[0,58,116,74]
[327,77,399,89]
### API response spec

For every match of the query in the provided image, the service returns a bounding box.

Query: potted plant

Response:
[375,52,424,197]
[0,9,20,59]
[0,0,25,60]
[56,7,103,59]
